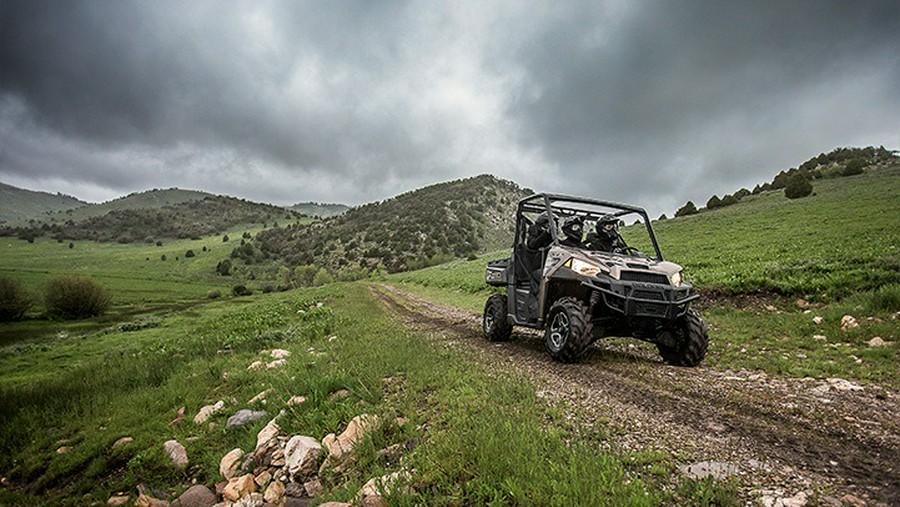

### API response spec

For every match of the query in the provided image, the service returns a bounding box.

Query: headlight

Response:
[570,258,602,277]
[670,270,683,287]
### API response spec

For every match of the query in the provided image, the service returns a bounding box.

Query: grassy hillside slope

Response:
[245,174,529,273]
[0,182,87,225]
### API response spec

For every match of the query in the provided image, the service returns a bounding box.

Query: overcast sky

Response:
[2,1,898,217]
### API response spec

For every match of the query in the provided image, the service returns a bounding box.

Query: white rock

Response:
[248,389,273,404]
[263,480,285,504]
[107,495,130,506]
[826,378,864,391]
[678,461,738,480]
[112,436,134,448]
[247,360,264,370]
[359,469,413,500]
[323,414,380,460]
[194,400,225,424]
[284,435,324,478]
[266,359,286,370]
[287,395,307,406]
[812,316,824,325]
[255,419,281,453]
[813,335,827,341]
[163,440,188,469]
[220,448,244,479]
[840,315,858,330]
[868,336,887,347]
[268,349,291,359]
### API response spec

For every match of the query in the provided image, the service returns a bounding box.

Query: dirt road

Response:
[372,285,899,506]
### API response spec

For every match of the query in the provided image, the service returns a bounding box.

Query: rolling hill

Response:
[0,182,87,224]
[237,174,530,273]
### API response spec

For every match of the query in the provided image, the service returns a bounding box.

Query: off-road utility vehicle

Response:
[483,193,709,365]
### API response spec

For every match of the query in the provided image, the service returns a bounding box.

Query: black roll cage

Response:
[514,193,664,261]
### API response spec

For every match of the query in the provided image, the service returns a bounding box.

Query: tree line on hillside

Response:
[224,175,528,277]
[674,146,897,218]
[0,196,306,243]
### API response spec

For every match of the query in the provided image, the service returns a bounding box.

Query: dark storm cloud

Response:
[1,0,898,212]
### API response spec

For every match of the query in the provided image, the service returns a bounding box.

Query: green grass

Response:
[0,283,733,505]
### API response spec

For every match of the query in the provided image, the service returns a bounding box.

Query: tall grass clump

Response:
[870,284,900,312]
[44,275,112,319]
[0,277,33,321]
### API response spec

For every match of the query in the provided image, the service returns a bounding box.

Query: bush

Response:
[216,259,232,276]
[207,290,221,299]
[232,284,253,296]
[0,277,33,321]
[262,285,275,294]
[185,249,195,258]
[675,201,698,217]
[784,173,813,199]
[842,158,866,176]
[44,275,112,319]
[706,195,722,209]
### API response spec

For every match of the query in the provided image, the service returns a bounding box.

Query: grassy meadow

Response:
[0,283,734,505]
[1,164,898,503]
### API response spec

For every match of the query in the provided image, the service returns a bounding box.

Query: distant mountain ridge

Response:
[0,182,87,224]
[289,202,349,218]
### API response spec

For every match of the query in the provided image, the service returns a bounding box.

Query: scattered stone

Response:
[328,335,338,342]
[56,446,71,454]
[328,389,351,402]
[840,493,867,507]
[266,359,287,370]
[223,474,257,502]
[868,336,887,347]
[841,315,859,330]
[813,335,827,341]
[249,388,274,404]
[285,435,324,478]
[134,494,168,507]
[323,414,379,461]
[177,485,216,507]
[826,378,864,391]
[227,409,268,428]
[111,437,134,449]
[254,470,272,488]
[268,348,291,359]
[796,299,809,309]
[107,495,130,506]
[232,492,264,507]
[318,503,352,507]
[168,406,186,428]
[220,448,245,479]
[304,478,324,497]
[287,395,307,406]
[358,469,413,505]
[376,443,404,464]
[263,480,285,504]
[759,490,809,507]
[812,316,824,325]
[247,360,264,370]
[765,304,778,312]
[395,417,408,427]
[255,418,281,453]
[678,461,739,480]
[194,400,226,424]
[164,440,188,469]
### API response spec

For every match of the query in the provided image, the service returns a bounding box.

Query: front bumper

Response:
[587,280,698,320]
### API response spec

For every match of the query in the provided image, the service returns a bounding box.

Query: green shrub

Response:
[216,259,232,276]
[232,284,253,296]
[784,173,813,199]
[870,284,900,312]
[185,249,195,258]
[0,277,33,322]
[842,158,866,176]
[44,275,112,319]
[675,201,698,217]
[207,290,221,299]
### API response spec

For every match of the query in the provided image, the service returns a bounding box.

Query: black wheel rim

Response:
[549,311,569,350]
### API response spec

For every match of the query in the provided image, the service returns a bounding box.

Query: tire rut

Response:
[371,284,900,505]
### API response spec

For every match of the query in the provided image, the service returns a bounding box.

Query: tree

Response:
[784,173,813,199]
[706,195,722,209]
[842,158,866,176]
[0,277,33,321]
[675,201,698,217]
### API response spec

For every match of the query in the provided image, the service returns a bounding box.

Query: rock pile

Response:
[130,411,412,506]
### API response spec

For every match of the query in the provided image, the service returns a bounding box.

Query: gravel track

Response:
[371,284,899,506]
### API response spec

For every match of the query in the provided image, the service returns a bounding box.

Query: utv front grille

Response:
[632,290,665,301]
[619,271,669,285]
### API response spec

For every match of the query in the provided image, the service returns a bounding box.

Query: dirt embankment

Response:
[371,285,899,506]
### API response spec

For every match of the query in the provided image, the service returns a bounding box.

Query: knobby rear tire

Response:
[483,294,513,342]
